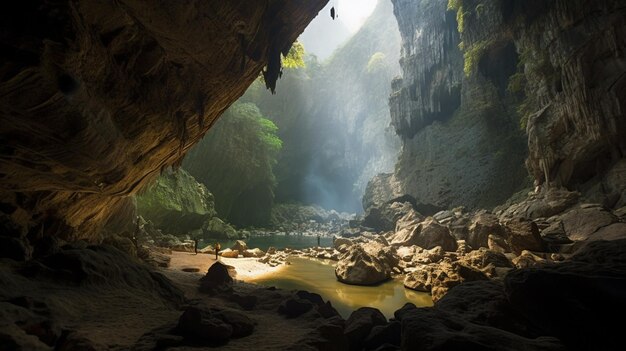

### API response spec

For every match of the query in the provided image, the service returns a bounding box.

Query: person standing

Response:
[317,234,321,247]
[215,242,221,260]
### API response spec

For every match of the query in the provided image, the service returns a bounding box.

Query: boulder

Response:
[457,247,512,276]
[362,201,417,232]
[467,212,505,250]
[511,250,547,268]
[242,248,265,258]
[174,306,254,344]
[412,246,444,264]
[500,188,579,220]
[363,321,401,351]
[391,218,456,251]
[199,261,235,293]
[335,244,392,285]
[219,249,239,258]
[202,217,238,240]
[344,307,388,351]
[333,237,353,250]
[230,240,248,252]
[559,207,617,241]
[504,218,545,254]
[404,262,489,301]
[487,234,510,253]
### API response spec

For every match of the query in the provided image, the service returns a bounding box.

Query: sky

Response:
[299,0,378,60]
[335,0,378,33]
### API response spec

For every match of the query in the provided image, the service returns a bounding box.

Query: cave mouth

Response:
[2,0,626,350]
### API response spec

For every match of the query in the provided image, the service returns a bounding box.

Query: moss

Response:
[507,71,526,94]
[463,39,495,76]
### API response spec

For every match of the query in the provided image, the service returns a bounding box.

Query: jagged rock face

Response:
[518,0,626,191]
[0,0,327,240]
[385,0,528,210]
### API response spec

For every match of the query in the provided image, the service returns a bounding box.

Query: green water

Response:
[202,234,333,251]
[245,257,433,319]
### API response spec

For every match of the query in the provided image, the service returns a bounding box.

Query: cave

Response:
[1,0,626,350]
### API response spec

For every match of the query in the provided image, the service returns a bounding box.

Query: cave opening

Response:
[1,0,625,350]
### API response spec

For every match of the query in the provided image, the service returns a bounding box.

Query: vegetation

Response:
[183,102,282,226]
[462,39,494,76]
[282,41,306,69]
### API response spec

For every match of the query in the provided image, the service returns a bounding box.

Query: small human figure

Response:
[193,238,198,255]
[317,234,321,247]
[215,242,221,260]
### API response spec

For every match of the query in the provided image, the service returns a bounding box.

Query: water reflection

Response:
[245,257,432,318]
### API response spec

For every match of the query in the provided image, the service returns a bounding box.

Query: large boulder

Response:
[559,206,617,241]
[391,218,457,251]
[199,261,235,293]
[467,212,505,250]
[136,169,217,235]
[203,217,238,240]
[499,189,579,220]
[230,240,248,252]
[404,262,489,301]
[219,249,239,258]
[362,201,419,232]
[242,248,265,258]
[504,218,545,254]
[335,243,393,285]
[457,247,513,276]
[344,307,388,351]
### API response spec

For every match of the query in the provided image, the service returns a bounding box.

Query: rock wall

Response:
[384,0,528,211]
[380,0,626,211]
[0,0,327,241]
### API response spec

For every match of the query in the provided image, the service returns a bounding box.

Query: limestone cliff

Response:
[0,0,327,242]
[382,0,528,211]
[378,0,626,211]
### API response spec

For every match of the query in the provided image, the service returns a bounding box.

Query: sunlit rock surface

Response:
[0,0,328,241]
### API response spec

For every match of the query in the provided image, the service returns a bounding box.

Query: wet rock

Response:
[335,243,392,285]
[504,218,545,254]
[344,307,387,351]
[199,261,234,293]
[391,218,456,251]
[467,212,505,250]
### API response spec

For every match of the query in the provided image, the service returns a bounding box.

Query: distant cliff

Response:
[368,0,626,211]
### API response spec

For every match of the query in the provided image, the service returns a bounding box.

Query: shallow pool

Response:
[244,256,433,319]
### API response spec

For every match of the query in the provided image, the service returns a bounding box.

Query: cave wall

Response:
[380,0,528,211]
[376,0,626,211]
[0,0,327,243]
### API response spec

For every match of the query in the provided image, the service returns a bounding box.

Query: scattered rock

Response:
[488,234,510,253]
[467,212,505,250]
[391,218,457,251]
[504,218,545,254]
[512,250,547,268]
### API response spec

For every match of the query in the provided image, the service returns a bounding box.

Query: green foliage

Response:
[183,102,283,226]
[463,39,493,76]
[282,41,306,69]
[507,72,527,94]
[447,0,467,33]
[366,52,387,74]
